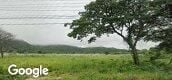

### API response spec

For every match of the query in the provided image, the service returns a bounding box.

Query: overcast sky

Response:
[0,0,158,49]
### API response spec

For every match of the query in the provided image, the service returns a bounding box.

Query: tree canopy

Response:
[0,28,14,58]
[147,25,172,52]
[146,1,172,52]
[65,0,170,65]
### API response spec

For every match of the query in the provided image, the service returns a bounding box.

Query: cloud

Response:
[1,26,158,49]
[0,0,158,49]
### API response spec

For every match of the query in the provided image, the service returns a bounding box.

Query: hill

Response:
[8,39,128,54]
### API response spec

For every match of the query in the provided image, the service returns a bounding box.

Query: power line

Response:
[0,2,88,9]
[0,9,83,11]
[0,0,90,3]
[0,15,78,17]
[0,5,84,8]
[0,0,93,4]
[0,17,79,19]
[0,0,93,1]
[0,0,91,26]
[0,23,67,25]
[0,14,80,19]
[0,15,80,20]
[0,15,78,16]
[0,4,85,7]
[0,3,87,5]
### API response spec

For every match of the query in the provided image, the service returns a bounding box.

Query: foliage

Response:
[145,1,172,53]
[9,39,32,53]
[65,0,169,65]
[0,54,171,80]
[8,40,128,54]
[0,28,14,58]
[146,48,162,62]
[146,25,172,53]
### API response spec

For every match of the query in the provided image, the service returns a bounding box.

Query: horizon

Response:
[0,0,158,49]
[10,38,154,50]
[0,27,158,50]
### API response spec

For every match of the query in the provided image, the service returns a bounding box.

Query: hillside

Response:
[9,39,128,54]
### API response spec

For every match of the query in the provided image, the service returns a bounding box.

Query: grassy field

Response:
[0,54,171,80]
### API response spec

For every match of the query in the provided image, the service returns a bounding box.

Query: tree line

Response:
[9,39,129,54]
[0,33,128,55]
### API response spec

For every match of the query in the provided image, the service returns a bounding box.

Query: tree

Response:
[146,2,172,53]
[148,26,172,52]
[0,28,14,58]
[65,0,169,65]
[146,25,172,52]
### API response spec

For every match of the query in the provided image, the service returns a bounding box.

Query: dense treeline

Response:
[8,39,128,54]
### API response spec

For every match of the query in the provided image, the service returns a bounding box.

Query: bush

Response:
[104,52,110,55]
[145,48,163,62]
[38,51,42,54]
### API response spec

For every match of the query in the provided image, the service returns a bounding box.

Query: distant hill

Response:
[8,39,128,54]
[9,39,32,53]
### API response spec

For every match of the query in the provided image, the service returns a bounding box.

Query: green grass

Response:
[0,54,171,80]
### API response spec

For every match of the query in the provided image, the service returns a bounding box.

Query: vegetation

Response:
[146,25,172,53]
[0,54,171,80]
[0,0,171,80]
[7,39,128,54]
[0,28,14,58]
[65,0,170,65]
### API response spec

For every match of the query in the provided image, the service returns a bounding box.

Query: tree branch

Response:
[109,23,127,41]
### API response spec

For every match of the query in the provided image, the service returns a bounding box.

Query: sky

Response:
[0,0,158,49]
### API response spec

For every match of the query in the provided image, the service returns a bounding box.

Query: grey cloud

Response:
[0,0,158,49]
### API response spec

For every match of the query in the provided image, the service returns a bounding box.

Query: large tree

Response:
[146,2,172,52]
[147,25,172,52]
[65,0,169,65]
[0,28,14,58]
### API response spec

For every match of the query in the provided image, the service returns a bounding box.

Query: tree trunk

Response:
[131,46,140,65]
[0,47,3,58]
[0,51,3,58]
